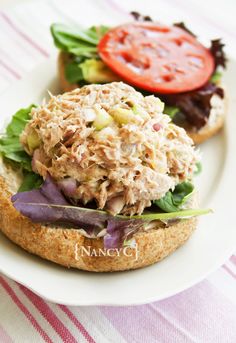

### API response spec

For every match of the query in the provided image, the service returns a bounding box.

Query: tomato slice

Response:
[98,22,215,94]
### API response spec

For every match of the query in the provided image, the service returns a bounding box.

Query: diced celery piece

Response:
[93,108,113,130]
[156,99,165,112]
[132,104,150,120]
[27,130,40,152]
[109,108,137,124]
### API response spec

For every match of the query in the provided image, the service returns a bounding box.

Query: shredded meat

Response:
[21,82,198,215]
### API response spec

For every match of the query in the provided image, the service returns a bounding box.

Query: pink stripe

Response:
[101,279,236,342]
[0,18,38,59]
[223,265,236,279]
[0,12,50,58]
[0,277,52,343]
[230,255,236,266]
[0,46,26,76]
[0,324,13,343]
[0,59,21,79]
[18,284,77,343]
[59,305,96,343]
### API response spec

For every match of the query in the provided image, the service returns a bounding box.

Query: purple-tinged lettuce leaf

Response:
[130,11,152,21]
[104,219,143,249]
[173,22,196,37]
[12,175,69,206]
[11,176,211,248]
[12,175,110,231]
[13,202,110,231]
[210,39,227,69]
[163,83,224,129]
[57,178,77,197]
[11,175,143,239]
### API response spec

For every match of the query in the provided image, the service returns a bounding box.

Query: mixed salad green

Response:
[51,24,115,85]
[0,105,42,191]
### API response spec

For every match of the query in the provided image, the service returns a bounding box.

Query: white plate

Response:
[0,58,235,306]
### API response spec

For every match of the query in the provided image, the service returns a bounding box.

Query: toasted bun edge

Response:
[0,165,197,272]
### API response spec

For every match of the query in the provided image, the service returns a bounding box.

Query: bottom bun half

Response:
[0,160,197,272]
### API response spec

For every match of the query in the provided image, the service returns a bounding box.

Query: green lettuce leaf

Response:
[164,105,180,119]
[3,151,32,171]
[0,136,23,153]
[18,172,43,192]
[51,23,110,83]
[51,23,111,85]
[194,162,202,176]
[6,106,33,136]
[0,105,42,190]
[65,61,85,84]
[153,182,194,212]
[50,23,109,58]
[210,71,222,84]
[127,207,211,220]
[0,105,36,170]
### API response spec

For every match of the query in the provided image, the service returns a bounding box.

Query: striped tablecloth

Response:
[0,1,236,342]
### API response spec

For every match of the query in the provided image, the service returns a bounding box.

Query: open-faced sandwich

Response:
[0,82,210,272]
[51,13,227,144]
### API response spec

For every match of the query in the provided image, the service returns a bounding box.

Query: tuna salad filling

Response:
[0,83,211,249]
[20,82,198,216]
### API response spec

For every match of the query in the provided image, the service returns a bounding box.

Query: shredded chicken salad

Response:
[20,82,198,216]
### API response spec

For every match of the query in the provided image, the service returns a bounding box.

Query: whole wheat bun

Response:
[0,158,197,272]
[183,112,226,145]
[58,51,226,145]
